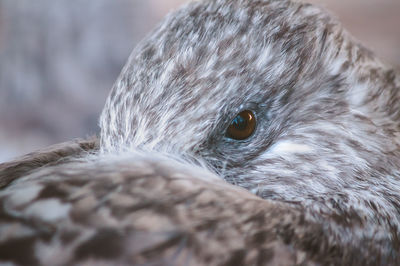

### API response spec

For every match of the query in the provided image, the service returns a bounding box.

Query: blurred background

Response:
[0,0,399,162]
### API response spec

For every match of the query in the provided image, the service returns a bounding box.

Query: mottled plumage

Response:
[1,0,400,265]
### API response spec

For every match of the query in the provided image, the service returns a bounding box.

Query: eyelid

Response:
[227,102,259,123]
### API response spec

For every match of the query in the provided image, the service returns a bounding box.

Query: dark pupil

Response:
[232,115,248,131]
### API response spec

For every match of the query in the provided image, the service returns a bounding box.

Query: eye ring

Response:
[226,110,256,140]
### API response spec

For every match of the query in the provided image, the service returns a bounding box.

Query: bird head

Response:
[100,0,400,221]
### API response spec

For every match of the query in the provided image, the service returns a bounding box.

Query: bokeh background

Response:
[0,0,399,162]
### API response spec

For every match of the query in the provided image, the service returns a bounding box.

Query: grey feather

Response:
[1,0,400,265]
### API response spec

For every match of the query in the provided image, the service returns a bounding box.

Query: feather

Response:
[1,0,400,265]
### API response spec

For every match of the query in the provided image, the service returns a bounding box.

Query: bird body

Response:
[1,0,400,265]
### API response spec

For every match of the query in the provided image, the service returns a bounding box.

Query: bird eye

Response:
[226,110,256,140]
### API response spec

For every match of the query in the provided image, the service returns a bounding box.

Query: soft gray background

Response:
[0,0,399,162]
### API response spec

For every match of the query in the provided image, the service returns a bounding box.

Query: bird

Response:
[1,0,400,265]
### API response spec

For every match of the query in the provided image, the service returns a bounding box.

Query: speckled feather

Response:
[1,0,400,265]
[1,142,396,265]
[101,0,400,261]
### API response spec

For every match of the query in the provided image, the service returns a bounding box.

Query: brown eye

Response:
[226,110,256,140]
